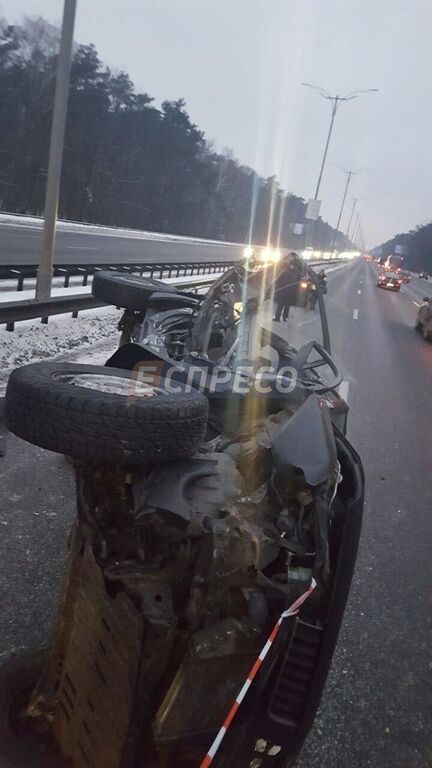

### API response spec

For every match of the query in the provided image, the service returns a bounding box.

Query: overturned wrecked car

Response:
[2,255,364,768]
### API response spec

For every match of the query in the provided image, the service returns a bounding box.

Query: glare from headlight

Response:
[243,245,254,260]
[260,248,272,262]
[260,247,282,263]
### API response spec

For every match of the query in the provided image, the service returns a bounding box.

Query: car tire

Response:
[92,271,176,311]
[0,649,65,767]
[5,362,208,464]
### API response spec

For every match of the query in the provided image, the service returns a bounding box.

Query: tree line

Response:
[0,16,349,251]
[377,222,432,273]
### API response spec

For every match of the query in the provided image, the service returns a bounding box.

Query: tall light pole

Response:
[346,197,357,239]
[36,0,77,301]
[353,218,361,246]
[351,211,360,243]
[346,195,368,240]
[301,84,378,201]
[331,168,364,253]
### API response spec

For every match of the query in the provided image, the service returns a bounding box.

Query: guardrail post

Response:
[6,322,14,332]
[64,272,70,287]
[82,273,88,286]
[17,275,25,291]
[72,310,78,318]
[41,316,48,325]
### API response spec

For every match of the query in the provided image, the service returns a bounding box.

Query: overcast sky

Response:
[1,0,431,246]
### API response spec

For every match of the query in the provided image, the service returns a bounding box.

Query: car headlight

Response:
[260,248,272,263]
[260,247,281,263]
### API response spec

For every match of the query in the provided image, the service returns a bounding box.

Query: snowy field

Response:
[0,306,121,395]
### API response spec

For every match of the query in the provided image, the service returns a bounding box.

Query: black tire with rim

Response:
[92,271,176,311]
[5,362,208,464]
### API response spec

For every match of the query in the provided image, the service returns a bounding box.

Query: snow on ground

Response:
[0,274,215,392]
[0,275,90,295]
[0,306,121,394]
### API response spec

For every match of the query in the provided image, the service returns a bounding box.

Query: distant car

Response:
[400,270,411,283]
[415,297,432,340]
[377,272,402,291]
[418,272,429,280]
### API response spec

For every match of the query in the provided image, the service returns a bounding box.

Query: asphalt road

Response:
[0,258,431,767]
[298,259,431,768]
[0,222,244,266]
[398,273,432,303]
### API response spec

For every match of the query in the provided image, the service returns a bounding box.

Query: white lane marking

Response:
[357,289,362,294]
[353,309,359,320]
[65,246,98,250]
[339,380,349,402]
[413,300,421,307]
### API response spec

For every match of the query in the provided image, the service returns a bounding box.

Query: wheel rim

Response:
[52,372,164,397]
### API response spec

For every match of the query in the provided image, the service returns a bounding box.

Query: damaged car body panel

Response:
[4,255,364,768]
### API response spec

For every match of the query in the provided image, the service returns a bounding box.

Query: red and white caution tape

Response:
[199,577,317,768]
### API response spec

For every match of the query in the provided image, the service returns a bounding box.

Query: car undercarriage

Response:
[2,257,364,768]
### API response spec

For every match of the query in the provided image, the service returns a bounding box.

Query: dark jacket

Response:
[274,263,302,303]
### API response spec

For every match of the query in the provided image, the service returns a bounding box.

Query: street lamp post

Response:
[351,211,360,244]
[301,83,377,251]
[35,0,77,301]
[301,84,378,202]
[347,195,368,240]
[346,197,357,239]
[331,168,364,253]
[353,218,361,246]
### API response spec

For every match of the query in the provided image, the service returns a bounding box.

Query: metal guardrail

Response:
[0,260,235,292]
[0,258,345,330]
[0,275,219,331]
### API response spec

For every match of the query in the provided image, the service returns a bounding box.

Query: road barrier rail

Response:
[0,259,342,330]
[0,274,222,331]
[0,260,234,292]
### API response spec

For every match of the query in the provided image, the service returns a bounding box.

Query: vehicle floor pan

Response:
[32,540,145,768]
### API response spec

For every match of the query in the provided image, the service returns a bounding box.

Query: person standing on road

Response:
[308,269,327,310]
[273,252,302,321]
